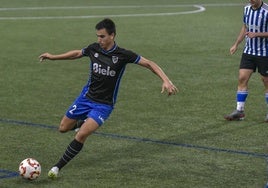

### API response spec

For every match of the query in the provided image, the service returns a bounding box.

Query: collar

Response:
[101,43,117,54]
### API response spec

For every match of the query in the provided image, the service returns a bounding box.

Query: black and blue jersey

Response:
[82,43,141,106]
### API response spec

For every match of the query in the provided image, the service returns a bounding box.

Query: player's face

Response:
[96,28,115,51]
[249,0,262,9]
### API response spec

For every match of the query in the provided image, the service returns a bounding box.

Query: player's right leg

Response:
[224,68,252,121]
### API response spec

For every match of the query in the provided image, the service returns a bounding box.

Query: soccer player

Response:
[39,18,178,178]
[224,0,268,121]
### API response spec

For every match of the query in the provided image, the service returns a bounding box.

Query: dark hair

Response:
[95,18,116,35]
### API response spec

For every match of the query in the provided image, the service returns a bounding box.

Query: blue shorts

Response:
[65,86,113,126]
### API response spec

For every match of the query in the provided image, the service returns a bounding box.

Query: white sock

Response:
[236,102,245,111]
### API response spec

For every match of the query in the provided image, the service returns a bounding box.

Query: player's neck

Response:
[102,42,116,51]
[252,1,263,10]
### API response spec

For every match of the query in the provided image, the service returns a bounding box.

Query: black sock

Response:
[55,139,83,170]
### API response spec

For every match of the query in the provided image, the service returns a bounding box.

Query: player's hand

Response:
[161,81,178,96]
[230,45,237,55]
[245,32,257,39]
[39,53,52,62]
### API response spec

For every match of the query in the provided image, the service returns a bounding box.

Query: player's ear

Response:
[110,33,115,40]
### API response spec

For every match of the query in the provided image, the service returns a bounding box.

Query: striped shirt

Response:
[243,2,268,56]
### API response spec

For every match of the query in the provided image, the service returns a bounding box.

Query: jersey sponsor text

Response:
[92,62,116,77]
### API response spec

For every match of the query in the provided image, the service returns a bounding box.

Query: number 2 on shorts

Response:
[69,105,77,114]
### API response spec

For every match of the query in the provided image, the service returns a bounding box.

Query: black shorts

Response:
[240,53,268,76]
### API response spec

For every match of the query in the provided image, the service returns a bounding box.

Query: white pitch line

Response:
[0,5,205,20]
[0,3,244,11]
[0,5,198,11]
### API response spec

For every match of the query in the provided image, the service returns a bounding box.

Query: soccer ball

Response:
[19,158,41,180]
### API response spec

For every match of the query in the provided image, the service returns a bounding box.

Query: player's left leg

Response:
[257,56,268,122]
[48,118,99,178]
[261,76,268,122]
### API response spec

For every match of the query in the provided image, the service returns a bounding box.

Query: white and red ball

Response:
[19,158,41,180]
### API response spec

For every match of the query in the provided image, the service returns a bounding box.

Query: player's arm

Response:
[246,31,268,38]
[137,56,178,96]
[39,50,83,62]
[230,24,247,55]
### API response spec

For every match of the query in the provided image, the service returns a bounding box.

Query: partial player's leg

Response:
[58,115,85,132]
[71,119,85,132]
[257,56,268,122]
[58,115,77,133]
[48,118,99,178]
[75,118,99,143]
[261,76,268,122]
[48,100,113,178]
[59,86,89,133]
[224,69,253,121]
